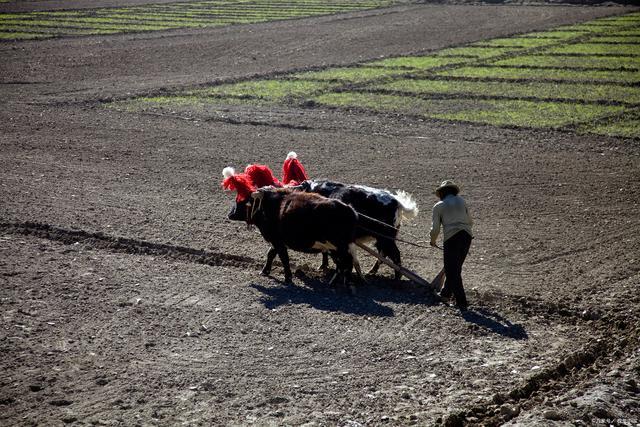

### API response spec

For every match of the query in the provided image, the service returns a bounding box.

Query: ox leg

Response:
[261,247,278,276]
[333,247,354,287]
[349,243,367,284]
[388,243,403,280]
[275,245,293,284]
[375,239,403,280]
[328,251,348,286]
[367,259,381,276]
[319,252,330,271]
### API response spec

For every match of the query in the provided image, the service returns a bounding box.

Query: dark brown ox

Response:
[300,180,418,279]
[242,187,363,284]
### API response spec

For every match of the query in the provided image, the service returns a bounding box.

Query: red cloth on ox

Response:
[245,164,282,188]
[282,152,308,186]
[221,173,256,202]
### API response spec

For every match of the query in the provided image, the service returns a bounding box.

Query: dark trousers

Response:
[440,231,472,306]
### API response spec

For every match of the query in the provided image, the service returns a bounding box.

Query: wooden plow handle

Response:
[354,242,436,290]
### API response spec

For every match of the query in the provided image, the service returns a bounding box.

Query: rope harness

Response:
[245,192,264,229]
[355,211,442,251]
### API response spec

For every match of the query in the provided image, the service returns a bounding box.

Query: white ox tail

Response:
[393,190,419,226]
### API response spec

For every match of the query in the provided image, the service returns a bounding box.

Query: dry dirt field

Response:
[1,1,640,426]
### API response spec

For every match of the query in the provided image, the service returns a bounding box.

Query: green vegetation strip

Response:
[437,66,640,84]
[518,31,589,39]
[434,47,515,58]
[554,23,636,33]
[366,56,472,69]
[594,14,640,22]
[0,0,397,40]
[111,11,640,138]
[543,43,640,56]
[489,55,640,70]
[291,66,412,82]
[312,92,624,128]
[368,79,640,104]
[0,31,50,40]
[602,30,640,37]
[470,37,561,48]
[0,25,119,35]
[579,109,640,139]
[587,36,640,44]
[115,95,266,111]
[188,79,338,100]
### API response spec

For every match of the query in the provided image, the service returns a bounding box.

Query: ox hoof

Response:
[260,269,271,276]
[283,275,293,284]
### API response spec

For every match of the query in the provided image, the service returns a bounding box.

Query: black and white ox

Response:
[300,180,418,279]
[233,187,364,284]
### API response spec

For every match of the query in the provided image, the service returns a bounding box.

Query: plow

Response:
[355,241,445,292]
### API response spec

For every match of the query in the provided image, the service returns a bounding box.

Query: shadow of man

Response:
[459,306,528,340]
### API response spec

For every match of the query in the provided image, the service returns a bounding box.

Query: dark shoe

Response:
[438,292,453,305]
[456,302,469,311]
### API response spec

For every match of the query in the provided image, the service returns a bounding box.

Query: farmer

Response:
[429,180,473,310]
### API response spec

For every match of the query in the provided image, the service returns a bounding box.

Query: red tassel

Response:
[282,157,308,186]
[221,173,256,202]
[245,164,282,188]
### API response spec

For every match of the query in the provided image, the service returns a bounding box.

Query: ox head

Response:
[221,167,256,222]
[228,190,267,223]
[227,198,249,221]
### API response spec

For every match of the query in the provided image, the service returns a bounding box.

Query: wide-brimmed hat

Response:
[435,180,460,194]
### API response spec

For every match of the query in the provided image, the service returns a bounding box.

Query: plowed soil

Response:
[1,2,639,426]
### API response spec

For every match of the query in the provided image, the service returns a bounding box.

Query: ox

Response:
[236,187,363,284]
[227,157,419,279]
[300,180,418,279]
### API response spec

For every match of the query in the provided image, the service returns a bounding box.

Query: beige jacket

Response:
[429,194,473,243]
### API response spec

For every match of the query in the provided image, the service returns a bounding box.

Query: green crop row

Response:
[291,66,414,83]
[434,47,515,59]
[488,55,640,70]
[188,79,337,101]
[366,56,472,69]
[518,31,590,39]
[368,79,640,104]
[0,18,181,31]
[580,109,640,138]
[585,36,640,44]
[542,43,640,56]
[554,23,636,33]
[469,37,562,48]
[0,25,120,35]
[0,31,50,39]
[0,0,397,40]
[593,14,640,23]
[437,66,640,84]
[311,92,624,128]
[109,11,640,138]
[600,30,640,37]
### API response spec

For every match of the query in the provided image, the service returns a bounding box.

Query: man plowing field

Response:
[429,180,473,310]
